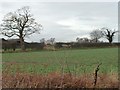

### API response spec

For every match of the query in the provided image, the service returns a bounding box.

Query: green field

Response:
[2,48,118,74]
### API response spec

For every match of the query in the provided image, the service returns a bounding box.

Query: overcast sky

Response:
[0,2,118,42]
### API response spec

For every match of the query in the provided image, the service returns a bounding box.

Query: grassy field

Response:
[2,47,118,74]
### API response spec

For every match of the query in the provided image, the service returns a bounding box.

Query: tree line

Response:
[1,38,119,52]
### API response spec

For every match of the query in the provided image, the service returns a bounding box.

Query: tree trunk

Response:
[108,36,113,43]
[20,37,25,51]
[95,38,98,43]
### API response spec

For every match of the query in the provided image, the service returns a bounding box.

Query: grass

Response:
[2,72,118,88]
[2,47,118,74]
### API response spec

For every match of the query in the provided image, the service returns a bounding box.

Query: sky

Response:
[0,1,118,42]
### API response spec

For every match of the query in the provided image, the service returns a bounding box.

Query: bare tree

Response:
[90,29,103,43]
[101,27,118,43]
[50,38,55,45]
[0,6,42,50]
[40,38,45,44]
[76,37,80,42]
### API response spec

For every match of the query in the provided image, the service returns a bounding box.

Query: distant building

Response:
[1,38,20,51]
[7,39,20,43]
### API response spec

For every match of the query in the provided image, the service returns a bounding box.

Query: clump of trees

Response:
[90,27,118,43]
[40,38,55,45]
[0,6,43,51]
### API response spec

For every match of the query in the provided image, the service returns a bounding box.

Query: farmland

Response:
[2,47,119,88]
[2,47,118,74]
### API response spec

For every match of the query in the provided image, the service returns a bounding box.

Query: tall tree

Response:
[90,29,103,43]
[101,27,118,43]
[0,6,42,50]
